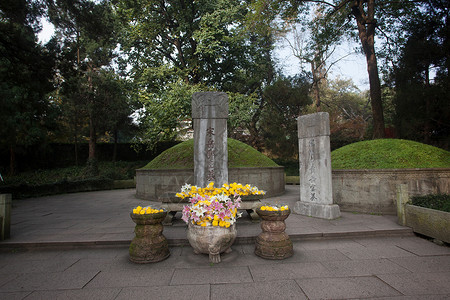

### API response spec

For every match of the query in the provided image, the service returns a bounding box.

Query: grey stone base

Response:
[294,201,341,220]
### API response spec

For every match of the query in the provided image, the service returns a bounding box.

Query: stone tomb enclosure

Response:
[136,167,285,201]
[332,168,450,214]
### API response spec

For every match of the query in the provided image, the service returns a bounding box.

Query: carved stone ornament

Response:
[192,92,229,119]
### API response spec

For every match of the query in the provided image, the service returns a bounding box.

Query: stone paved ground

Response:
[0,236,449,299]
[2,186,412,247]
[0,187,449,299]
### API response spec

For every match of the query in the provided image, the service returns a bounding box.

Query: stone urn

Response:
[187,223,237,263]
[129,211,170,263]
[255,207,293,259]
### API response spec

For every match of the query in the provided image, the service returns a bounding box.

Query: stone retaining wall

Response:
[136,167,285,201]
[332,168,450,214]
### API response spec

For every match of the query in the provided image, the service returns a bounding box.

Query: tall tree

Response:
[391,0,449,147]
[47,0,124,174]
[282,5,347,112]
[260,75,312,158]
[318,78,371,144]
[115,0,276,147]
[115,0,255,88]
[250,0,420,139]
[346,0,387,138]
[0,0,57,174]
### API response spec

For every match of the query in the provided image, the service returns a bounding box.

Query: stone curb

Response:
[0,227,413,251]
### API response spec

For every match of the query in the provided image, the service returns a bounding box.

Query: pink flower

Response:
[191,212,200,222]
[182,206,191,222]
[212,201,224,211]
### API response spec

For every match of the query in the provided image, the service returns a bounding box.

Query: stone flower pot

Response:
[255,207,293,259]
[129,211,170,263]
[187,222,237,263]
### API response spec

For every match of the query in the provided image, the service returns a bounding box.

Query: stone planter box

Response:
[405,204,450,243]
[136,166,285,201]
[332,168,450,214]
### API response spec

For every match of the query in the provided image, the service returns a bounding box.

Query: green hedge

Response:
[0,178,114,199]
[410,194,450,213]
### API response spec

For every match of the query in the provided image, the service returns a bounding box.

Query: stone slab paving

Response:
[1,186,412,249]
[0,187,449,299]
[0,236,449,299]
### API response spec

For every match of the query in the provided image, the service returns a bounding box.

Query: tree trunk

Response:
[86,115,99,176]
[74,132,79,166]
[86,66,99,176]
[311,61,321,112]
[351,0,385,138]
[424,64,431,144]
[113,128,118,162]
[88,116,96,161]
[9,145,15,176]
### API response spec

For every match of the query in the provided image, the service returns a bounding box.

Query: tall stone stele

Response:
[192,92,229,187]
[294,112,340,219]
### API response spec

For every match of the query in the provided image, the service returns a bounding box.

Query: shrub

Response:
[410,194,450,213]
[0,161,146,198]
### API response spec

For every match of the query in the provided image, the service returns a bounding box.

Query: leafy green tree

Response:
[136,80,205,147]
[281,5,346,112]
[317,78,371,144]
[115,0,256,87]
[259,75,312,159]
[391,0,449,148]
[47,0,128,173]
[115,0,276,147]
[250,0,421,139]
[0,0,57,174]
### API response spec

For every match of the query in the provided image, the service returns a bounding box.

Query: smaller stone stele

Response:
[254,207,293,260]
[129,212,170,263]
[295,112,340,220]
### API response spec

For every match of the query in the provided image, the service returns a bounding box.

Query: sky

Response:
[38,19,54,43]
[274,37,370,91]
[38,20,370,91]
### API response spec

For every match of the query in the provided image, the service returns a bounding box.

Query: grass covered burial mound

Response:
[142,138,279,170]
[331,139,450,169]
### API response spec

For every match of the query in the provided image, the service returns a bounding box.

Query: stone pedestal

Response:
[295,112,340,219]
[192,92,228,187]
[255,208,293,259]
[0,194,11,240]
[129,212,170,263]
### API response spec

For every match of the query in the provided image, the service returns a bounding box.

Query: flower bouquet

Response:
[176,182,265,227]
[177,182,265,263]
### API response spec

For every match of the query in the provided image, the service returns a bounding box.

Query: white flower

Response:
[214,193,230,203]
[181,183,192,193]
[192,205,207,216]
